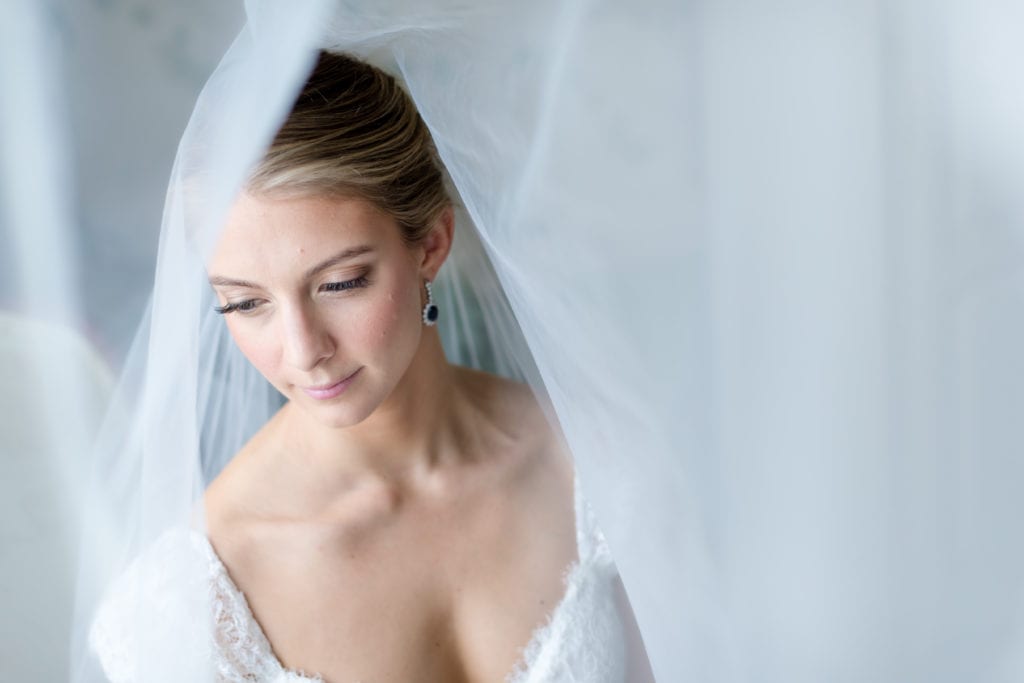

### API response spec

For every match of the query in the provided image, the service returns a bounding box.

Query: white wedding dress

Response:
[88,475,632,683]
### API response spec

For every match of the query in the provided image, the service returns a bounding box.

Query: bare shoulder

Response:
[202,405,288,535]
[452,365,575,506]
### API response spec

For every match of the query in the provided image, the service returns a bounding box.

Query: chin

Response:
[296,393,380,430]
[317,409,372,430]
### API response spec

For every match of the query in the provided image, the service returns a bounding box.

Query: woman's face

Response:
[208,192,438,428]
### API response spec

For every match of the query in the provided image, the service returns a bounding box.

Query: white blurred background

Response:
[0,2,242,679]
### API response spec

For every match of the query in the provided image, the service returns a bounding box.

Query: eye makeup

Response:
[214,299,262,315]
[320,274,370,292]
[213,273,371,315]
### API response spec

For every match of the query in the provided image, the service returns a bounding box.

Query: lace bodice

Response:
[89,476,628,682]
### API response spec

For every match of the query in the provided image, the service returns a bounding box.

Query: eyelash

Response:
[321,275,369,293]
[214,275,371,315]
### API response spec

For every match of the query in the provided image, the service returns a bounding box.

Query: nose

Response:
[280,300,335,372]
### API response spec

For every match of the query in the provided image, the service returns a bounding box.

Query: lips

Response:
[301,368,361,400]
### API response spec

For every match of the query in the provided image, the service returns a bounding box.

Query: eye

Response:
[320,275,370,293]
[214,299,263,315]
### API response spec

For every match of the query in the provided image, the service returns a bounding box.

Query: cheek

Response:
[344,272,423,364]
[351,286,421,353]
[226,321,280,379]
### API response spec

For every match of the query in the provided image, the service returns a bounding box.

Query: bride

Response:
[88,50,653,683]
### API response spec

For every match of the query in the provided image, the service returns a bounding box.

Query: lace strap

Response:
[87,528,219,682]
[573,471,611,562]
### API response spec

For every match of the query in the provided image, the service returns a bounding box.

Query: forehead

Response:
[209,192,399,275]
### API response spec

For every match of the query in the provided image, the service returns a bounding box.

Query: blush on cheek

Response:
[360,291,407,346]
[227,322,283,388]
[355,283,423,370]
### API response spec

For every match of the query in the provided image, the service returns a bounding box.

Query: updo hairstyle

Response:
[247,51,452,245]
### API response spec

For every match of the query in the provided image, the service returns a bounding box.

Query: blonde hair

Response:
[247,51,451,244]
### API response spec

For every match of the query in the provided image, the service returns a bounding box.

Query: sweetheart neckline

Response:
[195,533,585,683]
[193,474,586,683]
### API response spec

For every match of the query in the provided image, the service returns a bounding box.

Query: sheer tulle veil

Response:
[2,0,1023,681]
[65,2,696,681]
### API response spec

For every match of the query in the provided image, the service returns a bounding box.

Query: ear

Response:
[417,206,454,281]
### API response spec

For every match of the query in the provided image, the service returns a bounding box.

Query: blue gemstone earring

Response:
[422,279,439,326]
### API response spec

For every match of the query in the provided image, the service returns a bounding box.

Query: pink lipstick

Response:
[302,368,361,400]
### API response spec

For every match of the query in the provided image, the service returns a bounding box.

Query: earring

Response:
[422,279,439,326]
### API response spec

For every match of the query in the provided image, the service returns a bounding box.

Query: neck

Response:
[281,329,467,489]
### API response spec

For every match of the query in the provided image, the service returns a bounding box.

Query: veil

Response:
[3,1,1024,682]
[58,2,696,679]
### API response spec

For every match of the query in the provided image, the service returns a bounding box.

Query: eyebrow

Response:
[302,245,374,280]
[208,245,374,289]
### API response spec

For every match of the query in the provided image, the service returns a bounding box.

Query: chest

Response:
[212,496,578,683]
